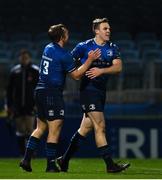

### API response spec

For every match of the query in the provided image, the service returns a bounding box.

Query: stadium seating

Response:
[142,49,162,61]
[121,49,140,62]
[135,32,157,41]
[137,40,161,55]
[111,32,132,41]
[0,42,9,51]
[0,30,162,95]
[10,33,33,42]
[34,32,48,42]
[0,51,11,63]
[115,40,135,51]
[122,61,144,89]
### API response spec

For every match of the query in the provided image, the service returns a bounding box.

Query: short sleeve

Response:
[62,52,76,73]
[112,43,121,59]
[71,43,84,60]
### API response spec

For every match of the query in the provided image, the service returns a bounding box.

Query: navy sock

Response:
[24,136,40,162]
[17,136,26,156]
[63,131,85,163]
[98,145,114,168]
[46,143,58,169]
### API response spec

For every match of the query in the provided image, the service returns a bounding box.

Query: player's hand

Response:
[86,67,104,79]
[88,48,101,61]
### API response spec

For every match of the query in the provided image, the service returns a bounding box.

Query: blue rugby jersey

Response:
[71,39,121,91]
[36,43,76,90]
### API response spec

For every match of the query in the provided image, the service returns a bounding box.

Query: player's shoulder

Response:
[47,42,67,53]
[44,42,65,57]
[76,39,93,48]
[44,43,55,53]
[85,39,94,45]
[11,64,21,73]
[82,38,93,45]
[31,64,39,71]
[109,41,119,49]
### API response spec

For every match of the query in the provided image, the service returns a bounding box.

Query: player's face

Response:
[96,22,111,42]
[19,53,31,66]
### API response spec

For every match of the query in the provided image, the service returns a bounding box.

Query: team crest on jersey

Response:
[60,109,64,116]
[106,49,113,57]
[89,104,96,110]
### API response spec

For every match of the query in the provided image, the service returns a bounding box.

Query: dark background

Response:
[0,0,162,35]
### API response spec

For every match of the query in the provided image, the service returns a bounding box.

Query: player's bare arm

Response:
[86,58,122,79]
[70,48,101,80]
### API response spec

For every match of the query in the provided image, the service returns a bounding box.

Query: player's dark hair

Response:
[92,18,109,33]
[19,49,31,57]
[48,24,67,43]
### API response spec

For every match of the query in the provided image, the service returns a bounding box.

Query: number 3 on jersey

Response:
[43,60,49,75]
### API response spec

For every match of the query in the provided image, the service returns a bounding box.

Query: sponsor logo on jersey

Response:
[48,110,54,116]
[92,61,110,66]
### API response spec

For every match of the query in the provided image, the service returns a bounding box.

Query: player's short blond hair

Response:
[92,18,109,33]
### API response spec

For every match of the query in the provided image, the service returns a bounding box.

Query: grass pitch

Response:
[0,158,162,179]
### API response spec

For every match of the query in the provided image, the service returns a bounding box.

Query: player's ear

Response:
[61,31,67,40]
[95,29,99,35]
[60,35,65,41]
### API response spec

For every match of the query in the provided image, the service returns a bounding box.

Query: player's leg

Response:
[25,115,35,139]
[45,89,65,172]
[78,113,93,136]
[15,116,27,156]
[19,118,47,172]
[46,119,63,172]
[20,115,35,157]
[19,89,47,172]
[57,90,95,172]
[24,115,36,155]
[87,111,107,146]
[57,114,93,172]
[87,111,130,173]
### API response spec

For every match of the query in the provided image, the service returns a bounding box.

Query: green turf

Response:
[0,158,162,179]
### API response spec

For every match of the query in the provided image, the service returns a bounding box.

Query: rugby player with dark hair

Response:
[19,24,101,172]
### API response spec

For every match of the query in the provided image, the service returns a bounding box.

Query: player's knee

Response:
[79,126,91,136]
[35,126,46,135]
[95,126,106,134]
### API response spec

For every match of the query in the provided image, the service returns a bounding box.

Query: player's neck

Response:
[94,37,106,46]
[58,41,64,47]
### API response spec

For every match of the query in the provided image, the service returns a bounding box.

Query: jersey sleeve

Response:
[71,43,85,60]
[43,46,53,59]
[112,43,121,59]
[71,43,84,67]
[62,52,76,73]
